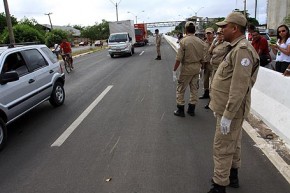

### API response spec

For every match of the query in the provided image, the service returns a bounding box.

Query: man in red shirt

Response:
[251,30,271,66]
[60,38,73,68]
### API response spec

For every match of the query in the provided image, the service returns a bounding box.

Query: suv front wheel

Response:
[0,118,7,151]
[49,81,65,107]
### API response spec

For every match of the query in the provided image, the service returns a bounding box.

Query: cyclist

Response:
[60,38,73,69]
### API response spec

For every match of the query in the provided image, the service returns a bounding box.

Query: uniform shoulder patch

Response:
[241,58,251,66]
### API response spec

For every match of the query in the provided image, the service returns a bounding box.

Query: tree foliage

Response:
[0,12,18,34]
[45,29,69,47]
[0,24,45,44]
[283,14,290,26]
[81,20,109,41]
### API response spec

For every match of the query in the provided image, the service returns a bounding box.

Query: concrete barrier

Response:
[164,34,290,145]
[251,68,290,145]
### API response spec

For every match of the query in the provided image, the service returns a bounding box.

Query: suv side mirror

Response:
[0,71,19,85]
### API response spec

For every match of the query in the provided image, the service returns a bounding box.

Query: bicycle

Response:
[61,53,73,73]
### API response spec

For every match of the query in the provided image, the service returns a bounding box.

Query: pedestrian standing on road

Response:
[251,29,271,67]
[200,28,214,100]
[155,29,161,60]
[172,21,205,117]
[207,12,260,193]
[209,28,230,77]
[270,24,290,76]
[204,28,230,109]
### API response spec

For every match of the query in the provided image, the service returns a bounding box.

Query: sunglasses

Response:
[278,30,286,33]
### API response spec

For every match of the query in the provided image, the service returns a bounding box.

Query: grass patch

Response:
[72,47,106,56]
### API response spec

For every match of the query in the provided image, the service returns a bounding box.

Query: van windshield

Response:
[109,34,128,42]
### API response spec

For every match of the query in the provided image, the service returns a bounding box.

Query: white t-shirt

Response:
[54,44,60,51]
[276,37,290,62]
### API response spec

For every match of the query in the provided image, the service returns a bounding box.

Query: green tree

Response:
[0,12,18,34]
[283,14,290,26]
[97,20,109,39]
[45,29,69,47]
[19,17,45,35]
[73,25,84,31]
[81,20,109,42]
[0,24,45,44]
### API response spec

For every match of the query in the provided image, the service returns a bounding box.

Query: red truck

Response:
[134,23,148,46]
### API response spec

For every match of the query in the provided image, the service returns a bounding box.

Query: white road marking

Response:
[139,51,145,56]
[51,85,113,147]
[110,136,121,154]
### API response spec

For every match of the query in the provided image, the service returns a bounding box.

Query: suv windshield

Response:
[109,34,127,42]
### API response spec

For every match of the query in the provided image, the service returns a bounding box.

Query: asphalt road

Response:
[0,38,289,193]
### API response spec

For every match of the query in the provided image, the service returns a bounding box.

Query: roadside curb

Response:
[73,50,95,58]
[243,121,290,184]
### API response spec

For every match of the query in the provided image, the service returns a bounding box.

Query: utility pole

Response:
[254,0,257,19]
[243,0,247,17]
[3,0,15,45]
[45,12,53,30]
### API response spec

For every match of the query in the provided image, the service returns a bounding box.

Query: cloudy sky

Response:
[1,0,267,32]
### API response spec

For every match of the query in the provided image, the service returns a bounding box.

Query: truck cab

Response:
[108,32,135,58]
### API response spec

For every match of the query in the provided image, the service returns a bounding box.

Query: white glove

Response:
[220,116,232,135]
[173,71,177,82]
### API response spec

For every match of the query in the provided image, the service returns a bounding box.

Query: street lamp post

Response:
[127,10,144,24]
[188,7,204,24]
[109,0,122,21]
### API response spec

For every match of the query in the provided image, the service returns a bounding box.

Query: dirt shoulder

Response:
[246,113,290,165]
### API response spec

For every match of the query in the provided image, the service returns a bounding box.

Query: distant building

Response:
[40,24,81,37]
[38,24,87,45]
[267,0,290,30]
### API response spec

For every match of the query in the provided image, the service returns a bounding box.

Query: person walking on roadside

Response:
[155,29,162,60]
[270,24,290,76]
[251,29,271,67]
[172,21,205,117]
[207,12,260,193]
[200,27,214,100]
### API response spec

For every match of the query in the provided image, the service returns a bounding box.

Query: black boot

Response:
[199,89,209,99]
[155,56,161,60]
[208,183,226,193]
[187,103,195,116]
[174,105,185,117]
[204,103,210,109]
[229,168,239,188]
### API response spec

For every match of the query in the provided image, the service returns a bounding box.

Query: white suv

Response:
[0,44,65,150]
